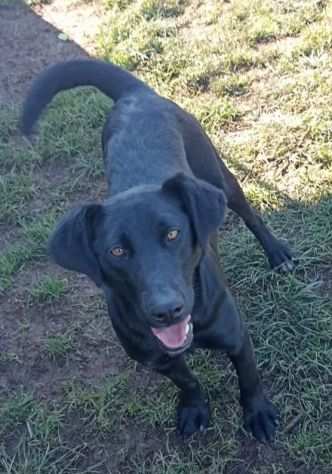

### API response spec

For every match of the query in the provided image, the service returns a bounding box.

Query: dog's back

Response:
[102,93,193,194]
[21,59,192,195]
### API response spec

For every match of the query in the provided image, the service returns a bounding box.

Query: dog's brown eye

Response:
[167,229,179,241]
[110,246,125,257]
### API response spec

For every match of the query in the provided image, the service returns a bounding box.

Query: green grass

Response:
[45,334,74,360]
[1,0,332,473]
[0,243,35,292]
[29,276,68,303]
[0,212,58,292]
[0,393,81,474]
[0,393,36,434]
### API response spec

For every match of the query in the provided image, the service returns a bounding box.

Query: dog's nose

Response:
[151,302,185,324]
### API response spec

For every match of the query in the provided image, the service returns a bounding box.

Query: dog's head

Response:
[49,173,226,354]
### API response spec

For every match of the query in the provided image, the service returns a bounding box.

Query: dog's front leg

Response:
[196,285,279,442]
[157,355,209,436]
[228,330,279,443]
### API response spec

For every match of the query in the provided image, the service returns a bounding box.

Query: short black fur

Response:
[21,59,294,442]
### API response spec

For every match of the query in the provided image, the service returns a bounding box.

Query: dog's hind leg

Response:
[176,107,294,270]
[218,159,294,271]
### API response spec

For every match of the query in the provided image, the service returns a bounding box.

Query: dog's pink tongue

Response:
[151,315,191,349]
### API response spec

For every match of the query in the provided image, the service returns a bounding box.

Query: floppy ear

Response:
[48,204,104,287]
[162,173,227,249]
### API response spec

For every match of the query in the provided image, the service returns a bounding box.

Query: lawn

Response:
[0,0,331,472]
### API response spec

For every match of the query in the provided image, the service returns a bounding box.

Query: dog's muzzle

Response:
[151,314,194,355]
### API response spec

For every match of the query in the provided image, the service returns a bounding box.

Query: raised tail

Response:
[20,59,151,136]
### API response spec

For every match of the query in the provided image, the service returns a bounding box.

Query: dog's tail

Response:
[20,59,151,136]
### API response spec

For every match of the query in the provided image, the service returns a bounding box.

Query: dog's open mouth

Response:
[151,315,193,352]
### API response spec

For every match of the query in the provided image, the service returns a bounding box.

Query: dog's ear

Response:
[48,204,104,287]
[162,173,227,249]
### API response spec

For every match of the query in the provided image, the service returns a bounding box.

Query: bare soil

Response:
[0,0,95,104]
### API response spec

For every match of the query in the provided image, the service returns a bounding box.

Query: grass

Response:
[1,0,331,472]
[29,276,68,303]
[0,212,58,292]
[45,334,74,360]
[0,173,36,224]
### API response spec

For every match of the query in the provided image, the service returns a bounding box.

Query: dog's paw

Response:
[268,239,295,272]
[177,395,209,437]
[243,395,279,443]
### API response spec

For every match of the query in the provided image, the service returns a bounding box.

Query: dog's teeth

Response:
[185,323,190,335]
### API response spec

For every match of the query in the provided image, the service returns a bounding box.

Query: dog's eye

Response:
[110,246,125,257]
[167,229,180,241]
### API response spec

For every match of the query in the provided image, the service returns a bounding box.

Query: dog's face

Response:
[49,173,226,354]
[95,189,197,341]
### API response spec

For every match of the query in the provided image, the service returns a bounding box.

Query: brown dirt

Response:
[0,0,122,407]
[0,0,94,104]
[0,262,126,396]
[36,0,105,55]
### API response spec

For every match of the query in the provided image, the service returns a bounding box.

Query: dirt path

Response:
[0,0,103,104]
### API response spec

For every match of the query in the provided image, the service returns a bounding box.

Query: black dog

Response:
[21,60,293,442]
